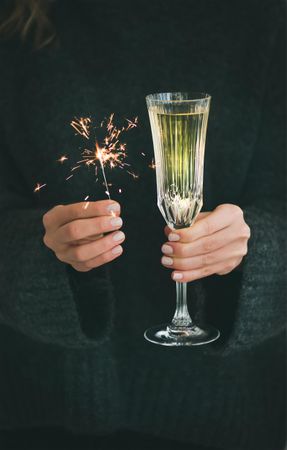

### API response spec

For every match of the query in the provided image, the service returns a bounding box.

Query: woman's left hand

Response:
[161,204,251,282]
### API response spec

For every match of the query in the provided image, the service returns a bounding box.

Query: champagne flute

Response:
[145,92,220,346]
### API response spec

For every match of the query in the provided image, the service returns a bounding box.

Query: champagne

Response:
[148,109,209,229]
[145,93,219,347]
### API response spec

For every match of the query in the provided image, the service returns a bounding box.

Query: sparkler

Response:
[69,113,138,199]
[33,114,156,198]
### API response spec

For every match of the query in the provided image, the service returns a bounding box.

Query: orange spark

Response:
[149,158,156,170]
[125,116,138,130]
[58,155,68,163]
[71,117,91,139]
[34,183,47,193]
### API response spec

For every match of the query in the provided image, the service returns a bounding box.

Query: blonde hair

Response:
[0,0,55,49]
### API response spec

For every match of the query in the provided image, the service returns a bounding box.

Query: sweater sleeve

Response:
[224,22,286,351]
[0,142,115,349]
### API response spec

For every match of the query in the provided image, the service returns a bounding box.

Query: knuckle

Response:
[67,223,81,241]
[73,205,84,220]
[72,247,86,262]
[177,244,187,257]
[83,260,96,270]
[203,237,215,253]
[95,217,106,234]
[176,259,186,270]
[43,233,52,249]
[202,253,212,266]
[203,219,211,235]
[221,203,242,218]
[99,238,111,254]
[243,224,251,239]
[201,266,211,277]
[72,264,90,272]
[224,262,235,273]
[232,204,243,218]
[242,245,248,256]
[101,251,113,264]
[42,212,50,229]
[55,252,66,263]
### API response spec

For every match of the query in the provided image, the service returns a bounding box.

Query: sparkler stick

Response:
[96,143,111,199]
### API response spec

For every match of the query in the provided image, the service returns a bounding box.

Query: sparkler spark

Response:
[83,195,90,210]
[149,158,156,170]
[34,182,47,192]
[58,155,68,163]
[33,114,139,199]
[71,117,91,139]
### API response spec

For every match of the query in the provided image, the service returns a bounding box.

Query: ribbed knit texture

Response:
[0,1,285,449]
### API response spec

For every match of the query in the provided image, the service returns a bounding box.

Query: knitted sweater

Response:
[0,1,285,449]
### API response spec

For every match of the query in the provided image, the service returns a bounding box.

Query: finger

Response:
[216,257,243,275]
[162,224,240,258]
[57,230,125,263]
[164,212,210,239]
[165,204,242,243]
[170,258,241,283]
[55,215,123,244]
[71,245,123,272]
[161,241,246,271]
[72,233,104,245]
[43,200,121,231]
[195,212,211,221]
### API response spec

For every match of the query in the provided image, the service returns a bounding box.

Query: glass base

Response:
[144,323,220,346]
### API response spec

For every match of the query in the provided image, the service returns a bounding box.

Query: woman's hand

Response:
[43,200,125,272]
[161,204,251,282]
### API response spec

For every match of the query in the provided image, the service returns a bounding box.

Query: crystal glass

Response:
[145,92,220,346]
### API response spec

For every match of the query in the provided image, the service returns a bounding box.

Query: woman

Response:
[0,0,285,449]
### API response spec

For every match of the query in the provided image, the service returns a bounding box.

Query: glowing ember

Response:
[83,195,90,210]
[149,158,156,170]
[71,117,91,139]
[34,182,47,192]
[58,155,68,163]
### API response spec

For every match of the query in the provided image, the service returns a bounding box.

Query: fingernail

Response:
[162,256,173,266]
[107,203,120,213]
[112,245,122,255]
[113,231,125,242]
[110,217,123,227]
[169,233,180,242]
[173,272,183,280]
[162,244,173,255]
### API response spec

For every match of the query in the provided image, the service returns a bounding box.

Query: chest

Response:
[8,1,268,209]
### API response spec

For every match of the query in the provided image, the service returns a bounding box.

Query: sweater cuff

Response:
[66,264,115,340]
[223,205,285,352]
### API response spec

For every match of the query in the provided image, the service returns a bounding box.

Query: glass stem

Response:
[171,282,193,328]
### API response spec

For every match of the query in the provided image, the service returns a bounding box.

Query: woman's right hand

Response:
[43,200,125,272]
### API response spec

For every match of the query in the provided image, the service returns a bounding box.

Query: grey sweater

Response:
[0,1,285,449]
